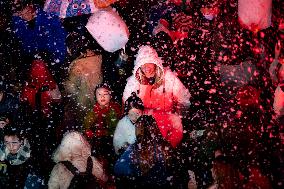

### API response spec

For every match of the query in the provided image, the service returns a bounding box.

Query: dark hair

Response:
[94,83,112,95]
[133,115,172,175]
[3,125,24,141]
[124,92,144,115]
[135,115,163,142]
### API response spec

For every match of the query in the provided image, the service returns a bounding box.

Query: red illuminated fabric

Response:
[21,60,59,116]
[236,85,260,107]
[91,102,122,137]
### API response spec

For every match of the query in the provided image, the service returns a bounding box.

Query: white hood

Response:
[133,45,164,85]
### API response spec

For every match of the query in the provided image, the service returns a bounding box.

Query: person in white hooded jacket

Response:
[123,45,191,148]
[113,92,144,155]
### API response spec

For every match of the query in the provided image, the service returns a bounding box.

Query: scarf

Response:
[92,102,121,137]
[0,139,31,166]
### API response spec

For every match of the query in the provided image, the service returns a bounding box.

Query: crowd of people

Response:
[0,0,283,188]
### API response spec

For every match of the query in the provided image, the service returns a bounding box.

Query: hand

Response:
[275,40,281,59]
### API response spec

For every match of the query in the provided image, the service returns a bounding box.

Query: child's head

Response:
[3,127,24,155]
[124,92,144,123]
[52,131,91,163]
[95,83,112,108]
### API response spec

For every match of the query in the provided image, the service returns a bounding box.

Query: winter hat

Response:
[135,45,163,69]
[124,92,144,115]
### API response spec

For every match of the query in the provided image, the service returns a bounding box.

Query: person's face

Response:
[96,87,111,108]
[128,108,143,123]
[141,63,156,78]
[19,5,35,21]
[4,135,23,154]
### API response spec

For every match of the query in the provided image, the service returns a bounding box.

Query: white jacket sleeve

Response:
[172,75,191,110]
[113,117,136,155]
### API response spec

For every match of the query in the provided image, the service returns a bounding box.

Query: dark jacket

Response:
[114,143,172,188]
[11,6,67,65]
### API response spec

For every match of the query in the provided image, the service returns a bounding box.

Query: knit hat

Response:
[124,92,144,115]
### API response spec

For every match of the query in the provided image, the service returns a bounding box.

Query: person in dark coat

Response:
[114,115,174,189]
[11,0,67,84]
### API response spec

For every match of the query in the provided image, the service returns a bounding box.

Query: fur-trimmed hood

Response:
[133,45,164,87]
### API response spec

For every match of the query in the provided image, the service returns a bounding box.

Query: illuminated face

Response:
[96,87,111,108]
[19,5,36,21]
[4,135,23,154]
[128,108,143,123]
[141,63,156,78]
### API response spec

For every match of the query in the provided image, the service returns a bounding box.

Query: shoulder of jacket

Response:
[117,116,129,125]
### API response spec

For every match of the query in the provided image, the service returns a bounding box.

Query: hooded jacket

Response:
[123,46,191,147]
[113,116,136,155]
[48,132,107,189]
